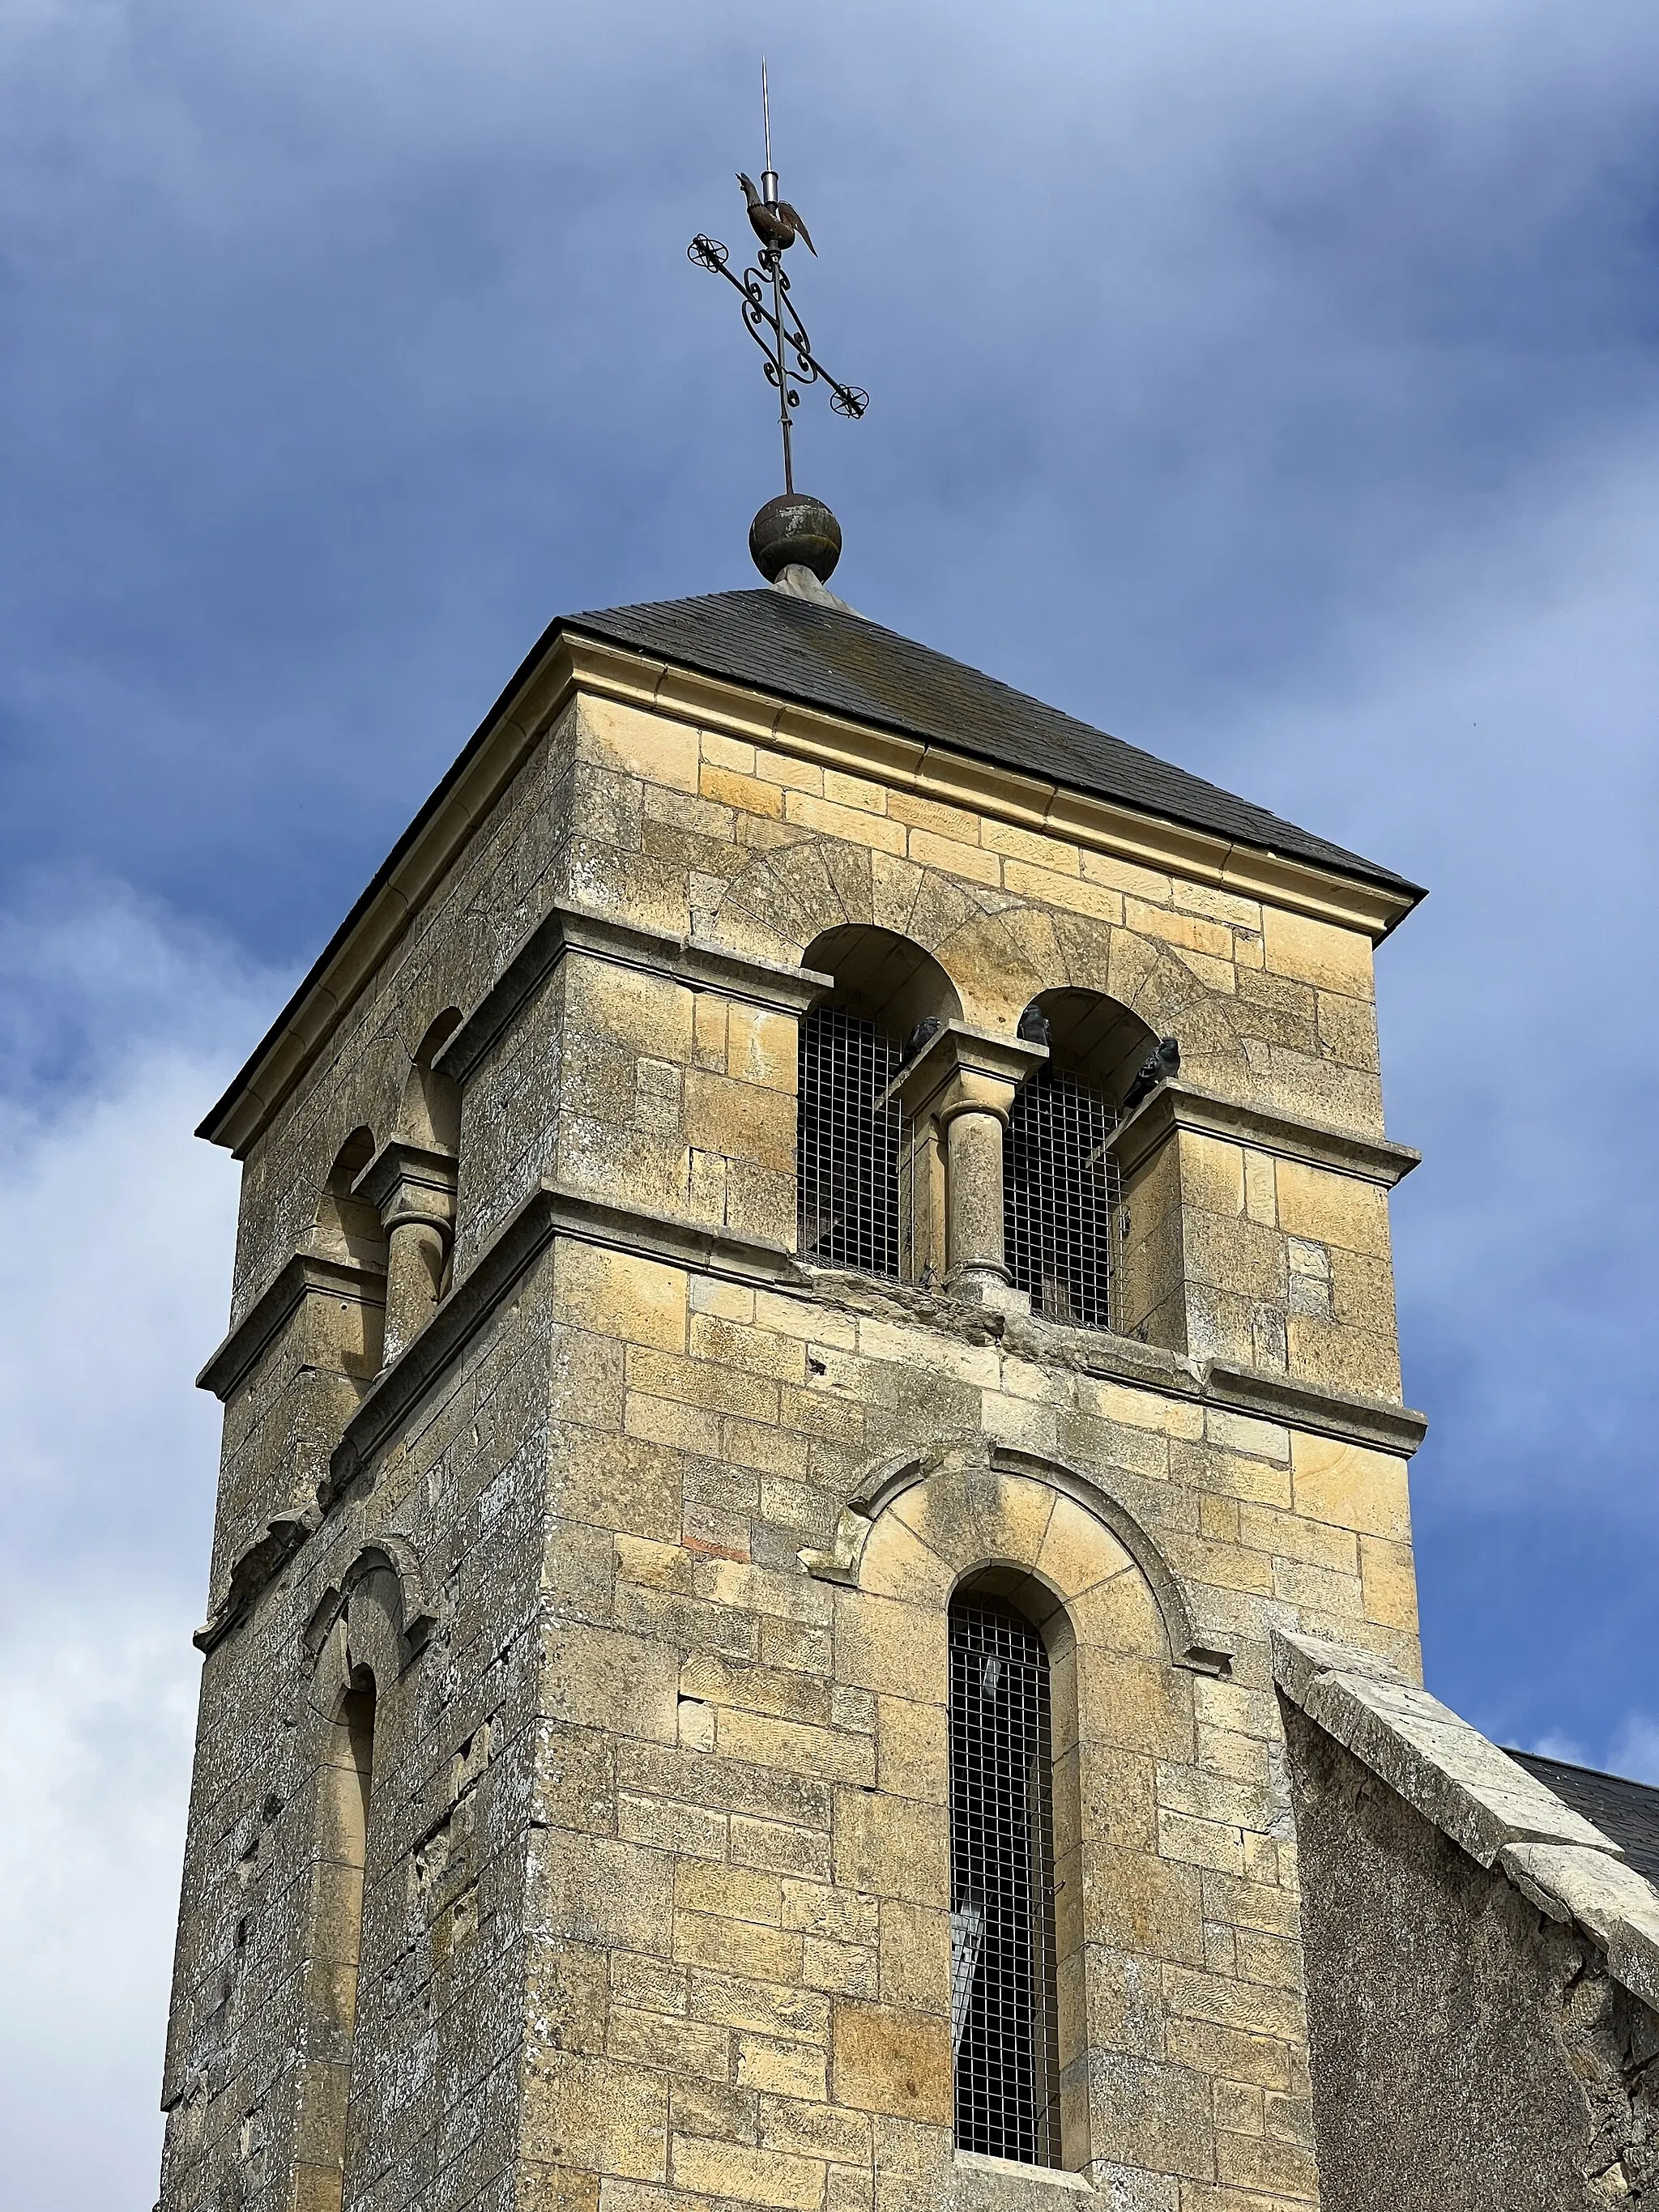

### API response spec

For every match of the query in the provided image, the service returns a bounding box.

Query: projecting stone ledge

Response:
[1274,1628,1659,2013]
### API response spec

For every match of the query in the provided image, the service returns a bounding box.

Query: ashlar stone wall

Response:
[164,628,1427,2212]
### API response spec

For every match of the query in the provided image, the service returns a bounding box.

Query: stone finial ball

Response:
[748,493,842,583]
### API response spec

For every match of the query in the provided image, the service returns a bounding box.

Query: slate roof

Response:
[568,588,1422,902]
[1508,1750,1659,1887]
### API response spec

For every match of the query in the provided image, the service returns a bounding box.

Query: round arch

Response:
[805,1445,1232,1677]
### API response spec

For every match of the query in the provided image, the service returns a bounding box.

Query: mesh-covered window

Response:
[949,1594,1061,2166]
[797,1002,904,1277]
[1004,1068,1121,1329]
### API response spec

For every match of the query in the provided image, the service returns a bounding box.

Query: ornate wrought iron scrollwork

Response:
[689,224,867,492]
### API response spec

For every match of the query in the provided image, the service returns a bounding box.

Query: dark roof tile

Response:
[1508,1749,1659,1888]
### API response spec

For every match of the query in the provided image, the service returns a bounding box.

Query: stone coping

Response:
[1274,1630,1659,2017]
[436,902,833,1088]
[1107,1080,1421,1189]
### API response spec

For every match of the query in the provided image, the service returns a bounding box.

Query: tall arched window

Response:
[949,1589,1062,2167]
[298,1671,377,2212]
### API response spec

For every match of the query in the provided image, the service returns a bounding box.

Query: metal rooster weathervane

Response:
[689,62,867,588]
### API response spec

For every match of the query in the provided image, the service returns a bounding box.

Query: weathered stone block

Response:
[831,2001,953,2125]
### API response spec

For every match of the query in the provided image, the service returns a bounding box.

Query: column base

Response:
[945,1266,1031,1315]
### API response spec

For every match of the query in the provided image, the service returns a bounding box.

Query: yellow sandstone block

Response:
[831,2000,953,2125]
[676,1910,802,1980]
[1000,859,1124,924]
[832,1591,947,1701]
[783,791,907,855]
[821,767,889,815]
[701,763,786,818]
[1181,1132,1247,1218]
[1261,906,1375,997]
[578,696,700,796]
[727,1004,799,1091]
[979,817,1080,873]
[671,2137,827,2211]
[552,1243,687,1353]
[683,1068,796,1173]
[1274,1161,1390,1256]
[906,827,1001,885]
[1124,897,1235,960]
[568,957,696,1060]
[737,2033,830,2101]
[885,788,981,841]
[1290,1434,1412,1541]
[1080,848,1171,903]
[1361,1536,1420,1631]
[1034,1494,1135,1600]
[700,728,757,774]
[754,747,825,793]
[1244,1151,1277,1225]
[674,1859,783,1925]
[521,2050,669,2180]
[833,1790,948,1907]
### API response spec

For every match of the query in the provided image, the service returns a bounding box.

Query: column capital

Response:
[352,1138,458,1234]
[888,1021,1047,1128]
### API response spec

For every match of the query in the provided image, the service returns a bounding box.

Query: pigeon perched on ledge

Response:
[737,173,817,256]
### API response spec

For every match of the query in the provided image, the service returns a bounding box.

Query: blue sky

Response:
[2,2,1658,2203]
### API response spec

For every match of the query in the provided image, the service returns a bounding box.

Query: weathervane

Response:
[690,62,867,589]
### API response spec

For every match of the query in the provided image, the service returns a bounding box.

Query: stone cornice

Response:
[197,1183,1427,1652]
[436,901,832,1088]
[198,622,1418,1159]
[560,633,1418,940]
[1202,1361,1427,1455]
[1107,1079,1421,1189]
[197,1251,386,1404]
[326,1183,801,1504]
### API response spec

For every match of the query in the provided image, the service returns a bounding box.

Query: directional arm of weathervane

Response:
[793,342,869,420]
[689,235,868,420]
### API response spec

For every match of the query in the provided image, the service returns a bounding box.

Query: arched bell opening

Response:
[1005,991,1160,1331]
[399,1011,463,1152]
[797,927,960,1281]
[311,1129,386,1273]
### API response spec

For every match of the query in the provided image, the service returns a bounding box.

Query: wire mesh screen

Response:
[949,1595,1061,2167]
[1004,1068,1122,1330]
[796,1003,904,1278]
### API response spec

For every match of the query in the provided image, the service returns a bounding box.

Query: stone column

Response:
[352,1140,458,1367]
[895,1023,1047,1309]
[943,1103,1010,1298]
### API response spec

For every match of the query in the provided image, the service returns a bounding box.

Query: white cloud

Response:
[1608,1716,1659,1788]
[0,882,279,2210]
[1226,416,1659,1507]
[1527,1733,1589,1767]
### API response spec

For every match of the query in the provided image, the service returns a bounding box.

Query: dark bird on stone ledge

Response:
[737,173,816,255]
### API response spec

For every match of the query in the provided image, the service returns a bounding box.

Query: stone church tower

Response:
[160,516,1659,2212]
